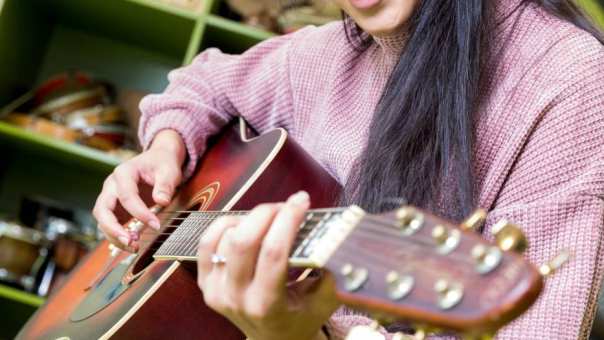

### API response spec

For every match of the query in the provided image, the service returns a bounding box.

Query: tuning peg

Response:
[539,250,571,276]
[434,279,464,310]
[471,244,503,274]
[396,207,425,235]
[345,321,385,340]
[431,225,461,254]
[462,333,494,340]
[413,327,427,340]
[386,271,415,300]
[461,209,487,231]
[340,263,369,292]
[491,220,528,253]
[392,333,405,340]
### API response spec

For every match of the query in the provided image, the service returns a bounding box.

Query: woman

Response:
[93,0,604,339]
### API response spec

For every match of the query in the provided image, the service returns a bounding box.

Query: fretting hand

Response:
[197,191,339,340]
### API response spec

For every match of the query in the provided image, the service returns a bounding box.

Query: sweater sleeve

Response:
[481,74,604,339]
[137,27,313,178]
[326,56,604,340]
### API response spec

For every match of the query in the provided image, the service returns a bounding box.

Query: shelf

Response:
[0,284,44,307]
[38,0,197,59]
[204,15,276,54]
[0,122,121,172]
[579,0,604,28]
[207,15,276,42]
[123,0,202,20]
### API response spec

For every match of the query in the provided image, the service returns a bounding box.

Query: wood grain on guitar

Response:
[17,119,567,340]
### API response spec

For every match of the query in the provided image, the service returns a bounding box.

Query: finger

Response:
[152,163,182,206]
[224,204,280,290]
[255,191,310,293]
[113,164,160,230]
[197,216,240,286]
[93,178,131,248]
[306,272,339,317]
[105,232,137,253]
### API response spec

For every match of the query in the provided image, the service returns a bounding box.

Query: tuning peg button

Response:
[341,264,369,292]
[396,207,424,236]
[491,220,528,253]
[434,279,464,310]
[431,225,461,254]
[345,321,384,340]
[471,245,503,274]
[461,209,487,231]
[386,271,415,300]
[539,250,571,276]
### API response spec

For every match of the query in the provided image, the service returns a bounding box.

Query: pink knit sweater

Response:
[138,0,604,338]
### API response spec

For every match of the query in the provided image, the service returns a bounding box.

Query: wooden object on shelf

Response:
[158,0,204,12]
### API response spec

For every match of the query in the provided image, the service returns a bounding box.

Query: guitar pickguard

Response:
[70,254,136,321]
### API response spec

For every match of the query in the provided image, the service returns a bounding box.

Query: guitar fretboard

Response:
[153,208,348,264]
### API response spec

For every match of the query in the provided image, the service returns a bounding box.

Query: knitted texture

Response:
[138,0,604,338]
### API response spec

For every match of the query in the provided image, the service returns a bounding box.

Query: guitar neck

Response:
[153,207,366,268]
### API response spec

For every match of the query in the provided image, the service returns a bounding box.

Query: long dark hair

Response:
[346,0,603,220]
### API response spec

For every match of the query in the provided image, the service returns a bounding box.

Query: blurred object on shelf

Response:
[4,113,80,142]
[0,72,140,161]
[225,0,340,33]
[19,196,98,248]
[278,0,341,33]
[116,89,148,149]
[4,113,124,151]
[0,220,49,293]
[8,196,99,297]
[153,0,204,12]
[226,0,281,31]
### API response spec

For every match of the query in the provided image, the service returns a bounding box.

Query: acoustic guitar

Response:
[18,119,549,340]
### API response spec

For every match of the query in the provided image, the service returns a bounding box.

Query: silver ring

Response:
[211,253,227,265]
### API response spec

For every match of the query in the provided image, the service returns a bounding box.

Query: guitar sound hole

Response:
[130,204,200,276]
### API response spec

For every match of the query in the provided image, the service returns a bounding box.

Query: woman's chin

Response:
[357,17,406,37]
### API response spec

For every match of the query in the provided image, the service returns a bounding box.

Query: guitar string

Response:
[130,210,336,241]
[136,224,480,270]
[134,213,466,251]
[130,210,479,263]
[133,212,449,245]
[161,211,329,256]
[128,214,482,266]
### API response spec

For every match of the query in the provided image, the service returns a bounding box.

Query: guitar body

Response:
[18,120,341,340]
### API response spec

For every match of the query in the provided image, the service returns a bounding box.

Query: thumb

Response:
[308,272,340,316]
[291,271,339,314]
[153,163,182,205]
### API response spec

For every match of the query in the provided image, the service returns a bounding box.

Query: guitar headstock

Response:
[323,206,544,337]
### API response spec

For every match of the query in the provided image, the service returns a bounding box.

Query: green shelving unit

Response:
[0,284,44,307]
[0,0,279,337]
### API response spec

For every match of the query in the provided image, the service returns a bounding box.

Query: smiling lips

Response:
[349,0,382,10]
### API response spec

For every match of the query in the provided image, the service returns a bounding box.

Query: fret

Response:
[153,208,348,261]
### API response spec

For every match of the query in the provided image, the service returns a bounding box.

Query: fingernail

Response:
[150,220,161,230]
[156,191,170,203]
[288,191,310,207]
[118,236,130,246]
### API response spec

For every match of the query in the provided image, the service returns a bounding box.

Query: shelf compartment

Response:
[0,0,196,106]
[0,121,120,172]
[203,15,275,54]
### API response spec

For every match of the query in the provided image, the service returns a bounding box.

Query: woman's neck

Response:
[372,25,408,57]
